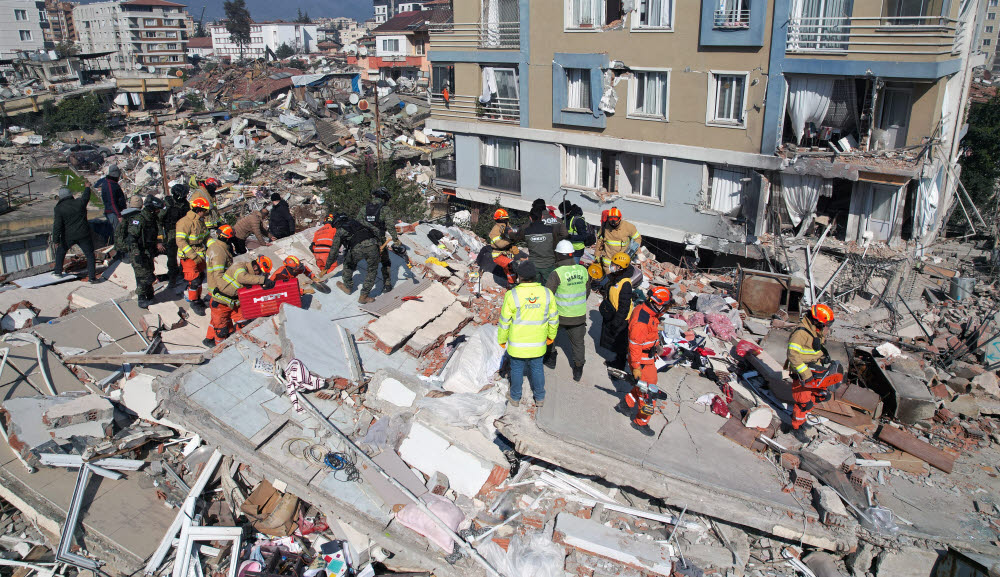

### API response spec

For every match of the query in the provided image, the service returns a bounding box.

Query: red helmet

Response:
[284,256,301,268]
[255,255,273,275]
[217,224,234,239]
[190,197,211,210]
[494,208,509,221]
[647,286,672,312]
[809,303,835,326]
[203,177,220,188]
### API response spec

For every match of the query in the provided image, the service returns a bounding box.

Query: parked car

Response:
[112,131,156,154]
[62,143,114,159]
[68,149,106,171]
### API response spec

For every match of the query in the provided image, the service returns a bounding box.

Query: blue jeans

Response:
[508,355,545,402]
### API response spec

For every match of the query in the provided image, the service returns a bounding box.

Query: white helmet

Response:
[555,240,575,255]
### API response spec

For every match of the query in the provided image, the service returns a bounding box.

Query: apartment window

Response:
[39,9,46,21]
[432,63,455,95]
[992,0,998,6]
[14,9,27,20]
[715,0,750,28]
[634,0,672,29]
[986,39,993,46]
[416,41,425,55]
[167,43,177,49]
[566,0,623,29]
[382,38,400,52]
[564,146,601,189]
[1,236,50,274]
[480,137,521,193]
[628,69,669,120]
[988,26,995,32]
[707,165,749,214]
[19,30,33,41]
[166,31,177,38]
[990,12,997,20]
[566,68,592,110]
[619,154,665,201]
[707,72,748,128]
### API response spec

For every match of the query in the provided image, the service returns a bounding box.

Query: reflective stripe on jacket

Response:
[175,211,208,261]
[628,304,660,369]
[204,238,231,292]
[786,319,825,382]
[567,215,585,251]
[497,282,558,358]
[597,220,641,265]
[311,224,337,255]
[553,264,588,319]
[218,262,267,298]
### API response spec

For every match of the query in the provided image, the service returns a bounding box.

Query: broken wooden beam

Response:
[62,353,205,365]
[876,425,956,474]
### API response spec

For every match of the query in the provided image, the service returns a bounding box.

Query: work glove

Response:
[546,338,554,345]
[262,279,275,290]
[816,390,831,402]
[499,343,506,349]
[632,367,643,380]
[510,246,519,255]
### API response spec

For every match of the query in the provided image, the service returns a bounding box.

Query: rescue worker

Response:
[595,207,641,273]
[544,240,590,381]
[203,224,236,346]
[497,260,558,409]
[269,192,296,239]
[358,186,401,293]
[311,213,340,272]
[127,195,165,309]
[598,252,635,370]
[191,177,222,229]
[175,197,213,316]
[327,215,380,304]
[523,206,567,284]
[532,199,559,226]
[488,208,519,286]
[271,255,330,294]
[232,208,270,255]
[52,185,97,283]
[159,183,190,287]
[785,304,836,432]
[99,164,126,233]
[558,201,590,263]
[208,255,274,346]
[622,286,672,436]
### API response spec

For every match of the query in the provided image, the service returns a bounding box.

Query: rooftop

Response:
[372,8,453,34]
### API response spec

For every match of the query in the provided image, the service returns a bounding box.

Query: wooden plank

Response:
[859,450,927,475]
[717,418,761,450]
[815,409,877,434]
[837,385,882,417]
[814,399,854,417]
[63,353,204,365]
[877,425,956,474]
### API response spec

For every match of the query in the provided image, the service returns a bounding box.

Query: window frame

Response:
[630,0,675,31]
[986,38,993,46]
[565,67,593,112]
[14,9,27,20]
[627,67,671,122]
[706,70,749,129]
[618,153,667,204]
[564,0,605,31]
[382,37,400,53]
[19,30,33,41]
[705,164,750,215]
[561,145,603,192]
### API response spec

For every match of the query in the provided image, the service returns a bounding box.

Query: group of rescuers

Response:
[489,200,837,436]
[89,166,836,436]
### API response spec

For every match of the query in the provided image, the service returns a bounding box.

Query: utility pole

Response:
[151,113,170,198]
[374,91,383,183]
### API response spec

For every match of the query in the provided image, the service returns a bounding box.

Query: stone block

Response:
[555,512,673,575]
[403,302,472,357]
[884,371,936,423]
[971,371,999,398]
[375,377,417,408]
[397,422,493,498]
[812,486,849,526]
[944,394,980,419]
[367,283,456,352]
[946,377,971,394]
[952,361,985,380]
[69,283,131,309]
[42,393,114,429]
[875,546,941,577]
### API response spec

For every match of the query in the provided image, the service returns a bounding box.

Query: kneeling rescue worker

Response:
[271,256,331,294]
[311,214,339,272]
[785,304,836,431]
[622,286,672,436]
[208,255,274,346]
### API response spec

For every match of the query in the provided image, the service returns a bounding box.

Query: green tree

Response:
[223,0,252,60]
[184,93,206,112]
[957,95,1000,231]
[295,8,311,23]
[38,93,107,135]
[274,42,295,59]
[54,41,78,59]
[322,160,427,225]
[236,152,260,182]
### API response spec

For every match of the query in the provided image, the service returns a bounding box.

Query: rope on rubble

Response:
[323,451,360,483]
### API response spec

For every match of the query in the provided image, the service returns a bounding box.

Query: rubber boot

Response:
[336,281,352,295]
[202,337,215,347]
[572,364,584,382]
[189,299,206,316]
[137,297,152,309]
[631,421,655,437]
[543,348,557,369]
[358,292,375,305]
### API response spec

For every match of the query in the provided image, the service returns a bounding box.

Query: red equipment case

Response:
[238,279,301,320]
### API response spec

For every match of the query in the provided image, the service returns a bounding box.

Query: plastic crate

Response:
[238,279,301,320]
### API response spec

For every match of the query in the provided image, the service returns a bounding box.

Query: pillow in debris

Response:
[394,493,463,553]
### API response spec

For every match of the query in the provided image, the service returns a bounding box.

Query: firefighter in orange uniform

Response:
[203,224,236,346]
[311,213,339,273]
[175,197,212,316]
[785,304,836,432]
[489,208,519,286]
[621,286,672,436]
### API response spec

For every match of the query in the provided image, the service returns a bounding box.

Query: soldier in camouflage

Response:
[327,214,380,304]
[160,183,190,287]
[127,196,165,309]
[358,187,401,293]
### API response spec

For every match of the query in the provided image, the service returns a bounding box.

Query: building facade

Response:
[209,22,317,60]
[0,0,47,58]
[427,0,981,255]
[373,0,439,24]
[73,0,190,72]
[43,0,76,45]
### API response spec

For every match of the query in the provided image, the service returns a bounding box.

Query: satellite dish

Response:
[359,45,368,56]
[23,87,34,96]
[349,93,359,104]
[176,70,184,77]
[405,103,418,115]
[357,99,370,111]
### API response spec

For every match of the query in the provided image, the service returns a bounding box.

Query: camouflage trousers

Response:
[342,239,379,296]
[164,233,179,282]
[132,251,156,300]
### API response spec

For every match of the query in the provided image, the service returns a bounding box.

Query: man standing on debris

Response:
[359,186,402,294]
[599,252,635,370]
[544,240,590,381]
[99,164,126,233]
[175,197,212,316]
[208,255,274,345]
[524,206,567,283]
[498,260,559,409]
[327,214,380,304]
[596,208,641,273]
[204,224,236,345]
[622,286,672,436]
[311,213,339,272]
[125,196,165,309]
[160,184,190,287]
[191,177,222,229]
[52,186,97,283]
[558,201,590,264]
[489,208,519,286]
[232,208,270,255]
[269,192,296,239]
[785,304,836,432]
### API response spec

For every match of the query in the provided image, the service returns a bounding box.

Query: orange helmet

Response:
[190,197,211,210]
[284,256,301,268]
[325,213,335,224]
[255,255,273,275]
[647,286,672,312]
[809,303,835,326]
[218,224,234,239]
[494,208,509,221]
[607,207,622,225]
[203,177,220,187]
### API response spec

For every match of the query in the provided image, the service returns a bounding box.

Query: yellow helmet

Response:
[587,263,604,281]
[611,252,631,269]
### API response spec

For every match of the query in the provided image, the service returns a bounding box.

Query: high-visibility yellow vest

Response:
[609,277,634,320]
[567,215,585,251]
[554,264,588,318]
[497,282,558,358]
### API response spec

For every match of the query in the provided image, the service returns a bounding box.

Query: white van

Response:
[112,131,156,154]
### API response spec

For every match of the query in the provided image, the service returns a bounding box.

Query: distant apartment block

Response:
[0,0,47,57]
[74,0,191,72]
[373,0,440,24]
[43,0,76,44]
[209,21,317,60]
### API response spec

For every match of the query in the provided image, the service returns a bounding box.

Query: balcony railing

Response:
[786,16,962,55]
[480,165,520,193]
[435,157,457,181]
[714,9,750,29]
[430,94,520,124]
[428,22,520,50]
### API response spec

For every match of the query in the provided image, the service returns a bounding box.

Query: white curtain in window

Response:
[915,172,941,240]
[567,69,590,109]
[482,0,500,48]
[574,0,597,26]
[2,252,27,274]
[640,157,663,199]
[786,76,834,144]
[481,137,498,166]
[566,147,599,188]
[635,72,667,116]
[781,173,829,226]
[484,137,518,169]
[710,167,745,213]
[642,0,670,26]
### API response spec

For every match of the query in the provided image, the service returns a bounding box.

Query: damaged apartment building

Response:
[426,0,982,256]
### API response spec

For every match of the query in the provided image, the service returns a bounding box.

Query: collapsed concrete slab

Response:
[404,301,472,357]
[555,512,673,575]
[367,282,457,353]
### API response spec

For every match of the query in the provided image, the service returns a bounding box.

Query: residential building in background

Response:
[186,35,213,58]
[427,0,982,256]
[0,0,47,57]
[209,21,317,60]
[974,0,1000,74]
[43,0,77,44]
[349,7,451,82]
[74,0,191,72]
[373,0,439,24]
